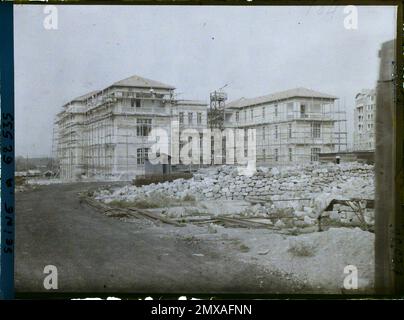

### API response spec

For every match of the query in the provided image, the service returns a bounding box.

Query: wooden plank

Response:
[127,208,184,227]
[375,29,404,294]
[393,5,404,293]
[324,198,374,211]
[80,195,183,226]
[215,216,276,229]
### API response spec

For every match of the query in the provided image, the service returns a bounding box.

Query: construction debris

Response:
[92,162,374,232]
[80,194,184,227]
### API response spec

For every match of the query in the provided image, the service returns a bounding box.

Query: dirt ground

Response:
[15,182,374,295]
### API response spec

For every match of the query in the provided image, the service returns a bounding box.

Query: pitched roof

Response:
[226,87,337,109]
[71,90,100,102]
[111,74,175,90]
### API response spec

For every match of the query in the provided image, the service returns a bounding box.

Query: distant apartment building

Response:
[224,87,339,165]
[55,75,207,180]
[353,89,376,150]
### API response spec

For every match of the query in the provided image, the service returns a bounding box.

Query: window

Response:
[274,104,278,117]
[262,107,265,118]
[131,99,135,107]
[311,123,321,138]
[188,136,193,157]
[274,148,279,162]
[137,148,149,165]
[179,112,184,124]
[289,148,293,161]
[222,137,227,163]
[263,126,266,140]
[263,149,266,161]
[250,109,254,121]
[274,125,278,139]
[197,113,202,125]
[188,112,193,125]
[311,148,321,162]
[287,103,294,118]
[137,119,152,136]
[199,133,203,163]
[288,123,292,138]
[244,110,247,121]
[236,112,239,122]
[300,104,306,118]
[136,99,141,108]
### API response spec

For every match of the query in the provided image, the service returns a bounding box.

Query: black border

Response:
[0,0,15,300]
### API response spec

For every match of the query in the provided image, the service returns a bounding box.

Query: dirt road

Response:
[15,182,301,295]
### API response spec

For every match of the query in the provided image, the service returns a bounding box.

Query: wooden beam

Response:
[375,6,404,294]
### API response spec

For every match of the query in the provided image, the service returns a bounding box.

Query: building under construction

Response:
[223,87,347,165]
[54,75,207,180]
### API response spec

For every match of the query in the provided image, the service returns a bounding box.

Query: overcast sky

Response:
[14,5,396,157]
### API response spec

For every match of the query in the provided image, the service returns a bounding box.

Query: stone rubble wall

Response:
[94,162,374,227]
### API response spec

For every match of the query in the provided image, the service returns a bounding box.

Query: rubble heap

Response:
[94,162,374,227]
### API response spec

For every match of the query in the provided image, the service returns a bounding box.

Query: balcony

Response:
[287,136,335,145]
[118,106,172,117]
[288,112,334,121]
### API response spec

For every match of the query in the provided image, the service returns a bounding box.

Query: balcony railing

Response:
[224,112,335,127]
[119,106,172,116]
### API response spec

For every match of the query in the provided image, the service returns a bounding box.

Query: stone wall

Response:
[95,163,374,227]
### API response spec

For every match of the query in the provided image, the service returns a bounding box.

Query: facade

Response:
[353,89,376,151]
[55,75,207,180]
[224,87,339,165]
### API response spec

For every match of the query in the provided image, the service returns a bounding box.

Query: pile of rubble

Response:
[94,162,374,229]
